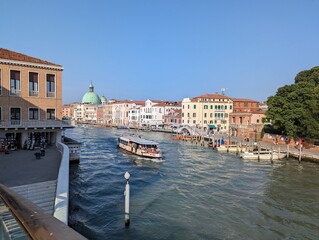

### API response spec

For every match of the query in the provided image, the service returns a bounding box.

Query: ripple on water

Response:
[67,128,319,240]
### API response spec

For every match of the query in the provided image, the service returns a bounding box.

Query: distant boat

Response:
[118,135,162,159]
[215,144,240,152]
[240,150,286,160]
[116,126,130,130]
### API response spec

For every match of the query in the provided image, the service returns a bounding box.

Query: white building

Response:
[140,100,181,127]
[111,100,144,126]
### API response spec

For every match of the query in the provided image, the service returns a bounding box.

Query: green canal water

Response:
[67,127,319,240]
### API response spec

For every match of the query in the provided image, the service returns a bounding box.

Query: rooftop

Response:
[0,48,62,67]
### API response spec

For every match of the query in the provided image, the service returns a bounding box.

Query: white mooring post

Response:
[124,171,130,227]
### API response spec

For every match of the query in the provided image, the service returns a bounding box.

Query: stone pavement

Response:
[0,146,61,187]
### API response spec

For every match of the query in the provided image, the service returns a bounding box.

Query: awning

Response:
[209,125,216,129]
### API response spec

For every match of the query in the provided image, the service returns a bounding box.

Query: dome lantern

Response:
[81,82,101,104]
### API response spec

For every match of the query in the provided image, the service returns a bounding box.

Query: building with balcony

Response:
[140,100,181,127]
[181,93,233,132]
[0,48,67,149]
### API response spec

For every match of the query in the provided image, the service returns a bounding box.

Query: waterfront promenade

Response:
[0,146,61,187]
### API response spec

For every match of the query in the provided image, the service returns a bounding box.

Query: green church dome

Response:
[82,83,102,104]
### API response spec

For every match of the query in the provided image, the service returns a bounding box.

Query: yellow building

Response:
[182,93,233,132]
[0,48,65,149]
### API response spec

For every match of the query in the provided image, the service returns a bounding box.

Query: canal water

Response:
[67,127,319,240]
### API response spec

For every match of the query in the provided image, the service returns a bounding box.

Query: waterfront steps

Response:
[10,180,57,214]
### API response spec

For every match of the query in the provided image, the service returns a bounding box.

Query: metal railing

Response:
[0,120,73,128]
[0,184,87,240]
[10,89,21,96]
[46,92,56,98]
[29,90,39,97]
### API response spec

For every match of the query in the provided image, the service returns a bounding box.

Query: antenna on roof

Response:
[221,88,226,95]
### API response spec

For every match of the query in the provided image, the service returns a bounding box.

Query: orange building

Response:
[229,98,265,140]
[62,103,78,119]
[0,48,67,149]
[232,98,260,113]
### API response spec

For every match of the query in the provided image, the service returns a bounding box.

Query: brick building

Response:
[229,98,265,140]
[0,48,67,149]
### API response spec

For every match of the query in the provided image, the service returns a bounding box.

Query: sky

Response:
[1,0,319,104]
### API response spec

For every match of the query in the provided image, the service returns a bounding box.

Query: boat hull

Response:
[118,143,162,159]
[240,151,287,160]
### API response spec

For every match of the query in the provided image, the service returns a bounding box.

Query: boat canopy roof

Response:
[120,136,159,146]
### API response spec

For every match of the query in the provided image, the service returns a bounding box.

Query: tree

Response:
[266,66,319,140]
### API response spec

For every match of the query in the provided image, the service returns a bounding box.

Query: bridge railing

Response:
[0,184,87,239]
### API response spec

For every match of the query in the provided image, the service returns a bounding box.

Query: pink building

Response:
[164,109,182,125]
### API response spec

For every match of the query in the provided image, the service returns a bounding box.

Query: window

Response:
[210,105,213,109]
[193,120,196,124]
[10,70,21,96]
[29,108,39,120]
[10,108,21,125]
[204,113,207,118]
[193,113,196,117]
[47,109,55,120]
[204,105,208,109]
[193,105,196,109]
[182,113,184,117]
[187,113,190,117]
[188,105,190,109]
[46,74,55,97]
[29,72,39,96]
[244,102,248,107]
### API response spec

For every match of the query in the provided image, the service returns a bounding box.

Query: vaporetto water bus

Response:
[118,135,162,159]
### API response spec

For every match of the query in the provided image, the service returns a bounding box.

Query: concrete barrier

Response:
[54,141,70,225]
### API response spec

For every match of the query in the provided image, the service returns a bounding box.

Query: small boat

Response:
[118,136,162,159]
[116,125,130,130]
[216,144,239,152]
[240,150,287,160]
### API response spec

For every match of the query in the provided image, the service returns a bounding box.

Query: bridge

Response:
[175,125,202,136]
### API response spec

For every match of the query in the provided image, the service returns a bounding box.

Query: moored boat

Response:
[240,150,287,160]
[216,144,240,152]
[118,135,162,159]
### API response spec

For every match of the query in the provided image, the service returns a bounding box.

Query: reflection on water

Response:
[68,127,319,240]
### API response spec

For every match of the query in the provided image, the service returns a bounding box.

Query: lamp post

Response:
[124,172,130,227]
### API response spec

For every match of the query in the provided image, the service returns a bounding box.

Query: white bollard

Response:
[124,172,130,227]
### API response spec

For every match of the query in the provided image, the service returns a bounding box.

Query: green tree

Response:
[266,66,319,140]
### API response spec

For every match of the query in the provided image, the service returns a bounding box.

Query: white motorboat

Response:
[118,135,162,159]
[240,150,287,160]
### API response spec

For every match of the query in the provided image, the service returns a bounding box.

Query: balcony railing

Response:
[46,92,56,98]
[10,120,22,126]
[29,90,39,97]
[0,120,74,128]
[10,89,21,96]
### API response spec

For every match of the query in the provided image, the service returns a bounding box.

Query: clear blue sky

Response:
[1,0,318,104]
